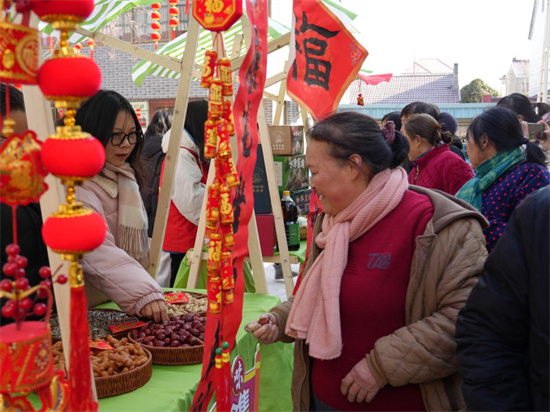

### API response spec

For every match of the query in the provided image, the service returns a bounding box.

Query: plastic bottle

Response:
[280,190,300,251]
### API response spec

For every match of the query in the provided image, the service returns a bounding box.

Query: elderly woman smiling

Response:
[245,112,488,412]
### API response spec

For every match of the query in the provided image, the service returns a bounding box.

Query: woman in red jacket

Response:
[403,113,473,195]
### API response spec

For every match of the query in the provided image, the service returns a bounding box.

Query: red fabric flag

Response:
[190,0,268,409]
[287,0,368,121]
[358,72,393,85]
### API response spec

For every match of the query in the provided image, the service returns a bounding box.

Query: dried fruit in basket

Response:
[130,313,206,348]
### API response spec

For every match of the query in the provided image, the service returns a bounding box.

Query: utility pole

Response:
[538,0,550,102]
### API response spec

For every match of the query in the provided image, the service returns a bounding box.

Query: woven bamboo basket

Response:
[49,308,139,342]
[164,291,207,317]
[94,347,153,398]
[128,333,204,366]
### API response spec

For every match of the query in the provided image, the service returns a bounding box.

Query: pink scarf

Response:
[285,168,409,359]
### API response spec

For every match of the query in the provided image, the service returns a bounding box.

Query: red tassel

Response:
[67,286,98,412]
[49,34,53,54]
[221,342,231,411]
[215,348,224,411]
[90,49,94,61]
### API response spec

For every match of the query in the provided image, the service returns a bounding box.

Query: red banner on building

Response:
[287,0,368,121]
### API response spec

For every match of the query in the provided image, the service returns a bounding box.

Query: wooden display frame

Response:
[24,14,301,405]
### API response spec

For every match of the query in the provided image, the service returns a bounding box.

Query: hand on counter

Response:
[244,313,279,344]
[140,300,168,323]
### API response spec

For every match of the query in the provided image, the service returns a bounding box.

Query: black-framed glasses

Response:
[110,131,142,146]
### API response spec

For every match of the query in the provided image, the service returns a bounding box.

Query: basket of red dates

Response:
[128,313,206,365]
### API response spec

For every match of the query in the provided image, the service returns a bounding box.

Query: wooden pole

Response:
[147,15,201,278]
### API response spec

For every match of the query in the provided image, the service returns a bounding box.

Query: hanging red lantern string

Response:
[150,3,161,49]
[32,0,103,410]
[87,38,96,61]
[168,0,179,40]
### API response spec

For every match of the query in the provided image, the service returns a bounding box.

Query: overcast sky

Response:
[271,0,534,93]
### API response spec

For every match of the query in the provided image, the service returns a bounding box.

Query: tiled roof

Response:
[349,74,460,105]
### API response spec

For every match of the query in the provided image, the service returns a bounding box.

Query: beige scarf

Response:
[285,168,409,359]
[92,162,149,262]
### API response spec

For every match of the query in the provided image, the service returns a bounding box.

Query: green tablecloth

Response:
[174,241,308,291]
[94,291,294,411]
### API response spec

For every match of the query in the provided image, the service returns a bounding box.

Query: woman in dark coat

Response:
[456,186,549,411]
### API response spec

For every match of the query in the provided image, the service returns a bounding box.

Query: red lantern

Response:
[29,0,95,23]
[42,210,107,254]
[168,0,179,40]
[37,56,101,102]
[74,43,82,53]
[41,135,105,181]
[193,0,243,32]
[150,3,162,49]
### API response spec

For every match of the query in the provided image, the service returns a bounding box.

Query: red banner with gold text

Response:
[190,0,268,409]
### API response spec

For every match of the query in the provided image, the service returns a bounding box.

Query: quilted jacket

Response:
[408,144,474,195]
[270,186,488,411]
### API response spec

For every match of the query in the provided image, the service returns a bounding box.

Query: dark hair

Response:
[400,101,440,120]
[404,113,452,146]
[145,109,173,138]
[308,111,409,174]
[0,84,25,116]
[533,102,550,119]
[184,100,209,162]
[75,90,147,188]
[438,112,458,135]
[381,111,402,131]
[468,106,546,166]
[496,93,538,122]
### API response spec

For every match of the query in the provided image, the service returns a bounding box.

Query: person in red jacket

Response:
[403,113,473,195]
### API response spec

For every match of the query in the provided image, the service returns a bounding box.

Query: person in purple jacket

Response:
[456,106,550,252]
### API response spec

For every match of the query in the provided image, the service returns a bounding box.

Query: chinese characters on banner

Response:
[209,345,262,412]
[287,0,368,121]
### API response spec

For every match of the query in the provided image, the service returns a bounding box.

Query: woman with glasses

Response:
[245,112,488,411]
[75,90,167,323]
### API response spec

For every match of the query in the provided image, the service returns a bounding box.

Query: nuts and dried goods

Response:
[166,296,208,317]
[130,313,205,348]
[52,335,149,377]
[49,309,138,340]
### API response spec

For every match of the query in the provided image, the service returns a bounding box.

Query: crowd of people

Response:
[1,84,549,410]
[246,97,550,411]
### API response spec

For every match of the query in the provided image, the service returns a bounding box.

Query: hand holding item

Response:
[244,313,279,344]
[340,358,382,403]
[140,299,168,324]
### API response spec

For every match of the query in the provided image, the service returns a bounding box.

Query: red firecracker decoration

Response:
[168,0,179,40]
[150,3,162,49]
[357,93,364,106]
